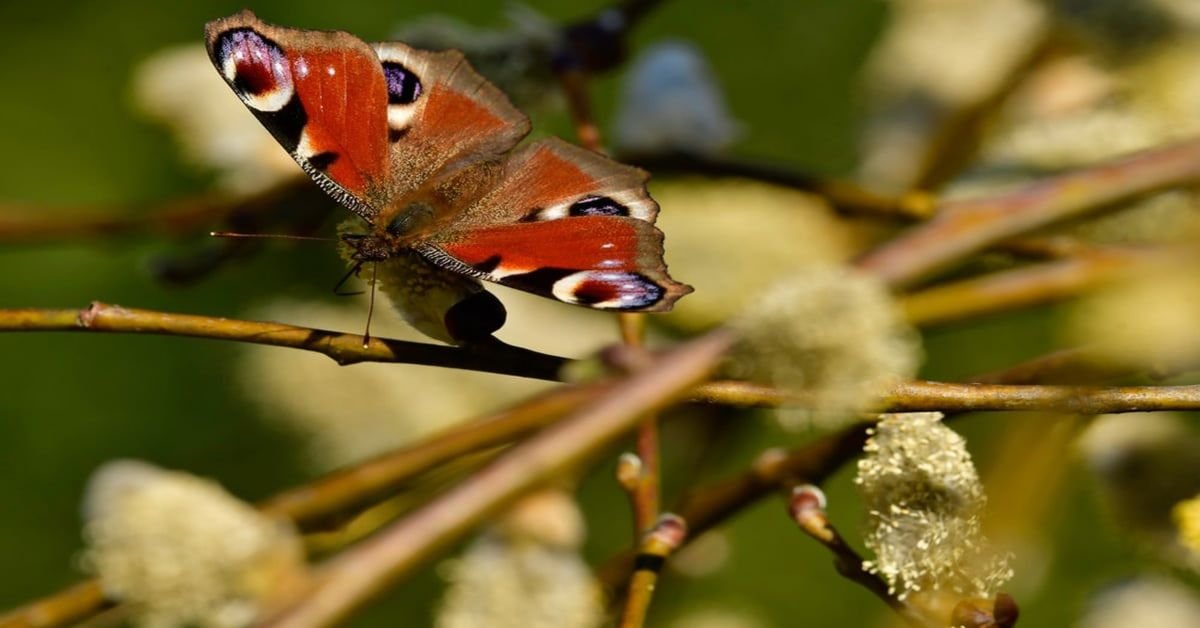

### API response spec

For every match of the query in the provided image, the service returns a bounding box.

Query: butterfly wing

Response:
[205,11,391,220]
[205,12,530,222]
[415,139,692,312]
[369,42,531,199]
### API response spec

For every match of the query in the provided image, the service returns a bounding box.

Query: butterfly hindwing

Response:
[416,139,691,312]
[455,138,660,226]
[417,216,688,312]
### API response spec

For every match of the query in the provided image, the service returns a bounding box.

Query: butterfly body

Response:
[206,11,690,340]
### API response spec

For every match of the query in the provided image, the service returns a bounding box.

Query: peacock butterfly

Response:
[204,11,691,342]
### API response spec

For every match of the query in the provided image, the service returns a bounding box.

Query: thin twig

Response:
[622,152,935,219]
[599,424,870,592]
[0,382,608,628]
[0,303,567,379]
[262,329,737,628]
[0,177,313,243]
[694,379,1200,413]
[617,514,688,628]
[969,346,1129,385]
[855,137,1200,288]
[900,245,1181,327]
[258,384,607,525]
[7,306,1200,414]
[0,582,109,628]
[788,485,927,626]
[910,29,1056,191]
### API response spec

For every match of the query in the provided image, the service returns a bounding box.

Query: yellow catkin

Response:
[435,490,602,628]
[856,413,1012,600]
[730,266,922,429]
[82,460,306,628]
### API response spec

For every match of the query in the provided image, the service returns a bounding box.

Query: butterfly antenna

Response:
[333,262,366,296]
[210,231,334,242]
[362,262,378,348]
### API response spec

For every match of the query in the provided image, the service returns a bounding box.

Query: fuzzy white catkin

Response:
[1080,576,1200,628]
[730,267,922,430]
[436,491,602,628]
[856,413,1012,600]
[1076,412,1200,568]
[82,460,306,628]
[614,41,740,156]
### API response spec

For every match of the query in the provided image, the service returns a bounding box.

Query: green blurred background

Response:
[0,1,1179,626]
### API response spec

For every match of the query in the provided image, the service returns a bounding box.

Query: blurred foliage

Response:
[0,1,1185,626]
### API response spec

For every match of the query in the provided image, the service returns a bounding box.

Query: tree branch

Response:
[0,303,568,380]
[855,137,1200,288]
[263,329,737,627]
[8,305,1200,415]
[0,382,610,628]
[900,246,1176,327]
[693,379,1200,413]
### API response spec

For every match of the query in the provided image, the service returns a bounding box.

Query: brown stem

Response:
[0,303,567,380]
[599,424,870,592]
[617,514,688,628]
[693,379,1200,413]
[621,152,935,220]
[855,137,1200,288]
[901,246,1168,327]
[0,582,109,628]
[9,306,1200,414]
[788,486,928,626]
[0,177,312,243]
[969,346,1127,385]
[258,384,607,524]
[0,381,607,628]
[263,329,737,628]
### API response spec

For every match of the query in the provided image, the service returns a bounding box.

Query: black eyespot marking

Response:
[518,208,543,222]
[569,196,629,217]
[587,272,664,309]
[444,290,507,342]
[388,127,409,143]
[253,94,307,153]
[472,255,503,274]
[383,62,422,105]
[307,151,338,171]
[501,267,575,292]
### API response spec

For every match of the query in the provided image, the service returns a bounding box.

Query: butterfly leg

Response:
[332,261,367,296]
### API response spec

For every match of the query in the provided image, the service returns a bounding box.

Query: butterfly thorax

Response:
[346,201,437,262]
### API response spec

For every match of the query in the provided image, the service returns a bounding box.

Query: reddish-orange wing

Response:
[205,12,690,317]
[417,139,691,312]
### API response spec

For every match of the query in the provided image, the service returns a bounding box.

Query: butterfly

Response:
[204,11,691,343]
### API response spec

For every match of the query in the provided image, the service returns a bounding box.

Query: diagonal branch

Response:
[855,137,1200,288]
[263,329,737,627]
[899,246,1180,327]
[0,381,611,628]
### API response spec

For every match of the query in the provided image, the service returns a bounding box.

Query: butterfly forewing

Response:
[370,42,531,197]
[205,11,391,220]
